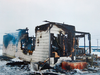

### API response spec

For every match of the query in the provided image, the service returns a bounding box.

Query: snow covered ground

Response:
[0,49,2,56]
[91,52,100,56]
[0,60,31,75]
[0,59,100,75]
[1,47,100,75]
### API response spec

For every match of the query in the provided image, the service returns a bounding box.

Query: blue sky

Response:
[0,0,100,46]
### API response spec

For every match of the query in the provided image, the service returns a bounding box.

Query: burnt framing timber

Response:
[75,31,91,55]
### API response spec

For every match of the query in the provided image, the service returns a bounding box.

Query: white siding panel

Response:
[35,45,49,49]
[34,49,49,52]
[32,57,47,60]
[4,44,16,57]
[36,31,49,35]
[36,34,49,38]
[33,51,49,55]
[32,31,49,62]
[36,43,49,46]
[50,25,65,34]
[32,54,49,58]
[36,39,49,42]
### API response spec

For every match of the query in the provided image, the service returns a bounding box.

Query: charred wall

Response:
[3,28,35,57]
[35,23,76,61]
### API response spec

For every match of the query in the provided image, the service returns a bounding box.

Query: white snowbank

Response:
[56,57,71,64]
[11,57,23,62]
[91,52,100,56]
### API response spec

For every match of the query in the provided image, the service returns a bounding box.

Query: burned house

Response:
[3,21,91,65]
